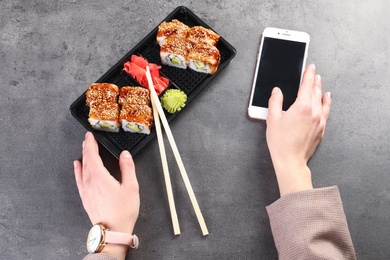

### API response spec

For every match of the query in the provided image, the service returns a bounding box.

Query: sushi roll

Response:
[188,43,221,74]
[186,26,220,46]
[86,83,119,106]
[88,101,120,132]
[160,37,193,69]
[120,103,153,134]
[157,19,190,46]
[118,86,150,106]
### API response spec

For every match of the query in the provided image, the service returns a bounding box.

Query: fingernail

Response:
[85,132,90,138]
[82,141,85,149]
[316,74,321,82]
[73,160,78,168]
[311,64,316,70]
[327,92,332,99]
[272,87,280,94]
[122,150,131,158]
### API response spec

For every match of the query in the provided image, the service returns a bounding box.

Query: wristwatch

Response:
[86,223,139,253]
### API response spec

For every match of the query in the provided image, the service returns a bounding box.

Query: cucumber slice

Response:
[170,55,182,65]
[194,61,205,70]
[126,123,142,132]
[98,121,116,130]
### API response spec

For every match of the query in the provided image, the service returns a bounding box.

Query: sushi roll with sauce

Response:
[88,101,120,132]
[187,26,220,46]
[119,103,153,134]
[157,19,190,46]
[118,86,150,106]
[188,43,221,74]
[86,83,119,106]
[160,37,193,69]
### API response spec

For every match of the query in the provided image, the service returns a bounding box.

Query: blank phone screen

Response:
[251,37,307,111]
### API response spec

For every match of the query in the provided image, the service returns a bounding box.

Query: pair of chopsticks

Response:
[145,66,209,236]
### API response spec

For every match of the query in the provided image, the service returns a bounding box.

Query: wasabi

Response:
[161,89,187,114]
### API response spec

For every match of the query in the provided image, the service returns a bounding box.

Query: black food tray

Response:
[70,6,236,158]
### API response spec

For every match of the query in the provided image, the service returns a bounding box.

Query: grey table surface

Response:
[1,0,389,259]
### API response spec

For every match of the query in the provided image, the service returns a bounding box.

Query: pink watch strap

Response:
[105,231,139,250]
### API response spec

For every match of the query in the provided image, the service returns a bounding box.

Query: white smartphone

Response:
[248,27,310,120]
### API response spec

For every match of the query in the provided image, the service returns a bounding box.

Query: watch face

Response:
[87,224,103,253]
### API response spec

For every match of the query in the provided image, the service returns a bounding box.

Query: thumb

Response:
[119,150,138,188]
[267,87,283,118]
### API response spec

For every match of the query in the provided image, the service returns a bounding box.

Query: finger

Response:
[119,150,139,189]
[297,64,316,100]
[322,92,332,120]
[82,132,101,164]
[82,132,105,181]
[73,160,84,198]
[267,87,283,120]
[83,132,99,155]
[314,74,322,99]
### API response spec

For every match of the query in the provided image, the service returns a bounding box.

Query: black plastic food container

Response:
[70,6,237,158]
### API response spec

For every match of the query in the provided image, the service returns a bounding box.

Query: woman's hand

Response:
[74,132,140,259]
[266,64,332,197]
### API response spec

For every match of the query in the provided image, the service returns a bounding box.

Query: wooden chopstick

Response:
[146,66,209,236]
[147,71,181,235]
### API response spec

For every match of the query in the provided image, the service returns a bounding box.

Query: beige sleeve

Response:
[266,186,356,260]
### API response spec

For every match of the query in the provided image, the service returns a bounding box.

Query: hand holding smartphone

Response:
[248,27,310,120]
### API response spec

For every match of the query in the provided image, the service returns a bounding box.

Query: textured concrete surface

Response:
[1,0,390,259]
